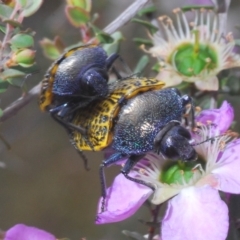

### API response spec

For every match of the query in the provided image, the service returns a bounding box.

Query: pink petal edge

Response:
[96,174,153,224]
[212,138,240,193]
[5,224,56,240]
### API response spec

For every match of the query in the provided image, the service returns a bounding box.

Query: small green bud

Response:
[12,49,36,67]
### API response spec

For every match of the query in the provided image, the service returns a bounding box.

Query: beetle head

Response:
[155,124,197,162]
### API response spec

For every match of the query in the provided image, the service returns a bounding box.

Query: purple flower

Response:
[196,101,234,133]
[4,224,56,240]
[96,102,240,240]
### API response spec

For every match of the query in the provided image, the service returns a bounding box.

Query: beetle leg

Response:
[181,95,195,129]
[51,112,87,135]
[105,53,119,69]
[153,120,181,154]
[121,155,155,190]
[51,112,94,170]
[99,152,126,212]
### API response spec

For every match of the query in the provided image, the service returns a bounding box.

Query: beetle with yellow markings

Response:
[39,44,119,123]
[69,77,197,211]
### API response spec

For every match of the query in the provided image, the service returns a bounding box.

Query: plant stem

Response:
[148,204,161,240]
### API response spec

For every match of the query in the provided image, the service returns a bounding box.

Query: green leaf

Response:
[7,77,24,87]
[131,18,158,35]
[133,38,153,47]
[152,62,160,72]
[65,6,90,27]
[103,31,124,55]
[137,5,157,17]
[0,4,13,19]
[0,25,6,34]
[134,55,149,74]
[0,108,3,118]
[10,33,34,48]
[17,0,27,8]
[3,19,22,27]
[67,0,91,11]
[1,68,26,80]
[40,38,61,60]
[0,79,9,93]
[20,0,43,17]
[90,24,114,44]
[96,32,114,44]
[181,5,214,12]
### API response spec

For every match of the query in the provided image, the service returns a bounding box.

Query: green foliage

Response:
[133,55,149,74]
[133,38,153,47]
[90,24,114,43]
[65,6,90,27]
[102,31,124,55]
[1,68,26,80]
[0,4,12,19]
[18,0,43,17]
[131,18,158,35]
[181,5,214,12]
[0,79,9,93]
[137,5,156,17]
[10,34,34,49]
[39,38,63,60]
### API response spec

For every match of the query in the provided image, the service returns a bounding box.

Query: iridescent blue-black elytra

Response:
[70,77,197,208]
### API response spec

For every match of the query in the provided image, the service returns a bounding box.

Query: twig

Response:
[0,0,150,123]
[148,204,161,240]
[102,0,150,35]
[0,83,41,122]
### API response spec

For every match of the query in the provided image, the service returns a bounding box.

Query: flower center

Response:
[160,161,201,185]
[170,31,218,77]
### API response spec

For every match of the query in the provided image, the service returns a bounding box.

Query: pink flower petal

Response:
[162,186,228,240]
[96,174,153,224]
[212,139,240,193]
[5,224,56,240]
[196,101,234,133]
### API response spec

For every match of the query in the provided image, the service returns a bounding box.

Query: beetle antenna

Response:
[191,135,221,146]
[191,131,239,147]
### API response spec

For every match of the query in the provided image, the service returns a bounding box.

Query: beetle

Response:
[69,77,197,211]
[39,44,119,126]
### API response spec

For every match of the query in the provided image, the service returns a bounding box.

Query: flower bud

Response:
[11,49,36,67]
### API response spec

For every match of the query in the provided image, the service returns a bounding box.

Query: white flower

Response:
[147,8,240,90]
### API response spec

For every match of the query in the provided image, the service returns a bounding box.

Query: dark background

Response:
[0,0,240,239]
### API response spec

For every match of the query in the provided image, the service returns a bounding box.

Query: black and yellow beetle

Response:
[39,44,119,123]
[69,77,197,210]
